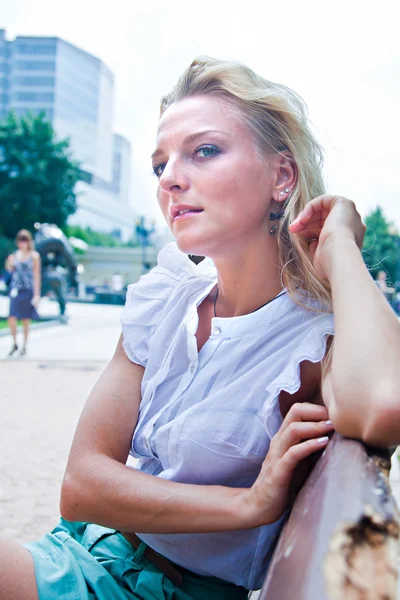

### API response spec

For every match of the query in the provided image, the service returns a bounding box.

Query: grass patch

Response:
[0,318,52,331]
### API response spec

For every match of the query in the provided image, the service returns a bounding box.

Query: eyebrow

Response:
[151,129,229,161]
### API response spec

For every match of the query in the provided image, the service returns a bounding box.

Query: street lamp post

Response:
[135,217,155,274]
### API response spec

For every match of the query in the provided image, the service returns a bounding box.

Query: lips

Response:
[170,204,204,220]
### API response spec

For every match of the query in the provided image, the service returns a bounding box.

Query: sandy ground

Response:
[0,299,123,542]
[0,360,106,542]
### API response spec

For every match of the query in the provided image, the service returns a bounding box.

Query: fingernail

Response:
[325,420,332,426]
[317,436,329,444]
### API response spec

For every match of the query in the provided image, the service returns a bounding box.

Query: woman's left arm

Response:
[33,252,41,300]
[289,196,400,447]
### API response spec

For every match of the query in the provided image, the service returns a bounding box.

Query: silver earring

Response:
[284,187,290,193]
[269,203,284,236]
[279,191,284,196]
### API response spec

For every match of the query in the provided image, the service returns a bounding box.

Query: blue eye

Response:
[195,145,220,158]
[152,145,220,177]
[152,163,166,178]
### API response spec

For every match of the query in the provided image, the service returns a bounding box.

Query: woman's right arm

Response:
[5,254,14,271]
[60,335,249,533]
[61,337,333,533]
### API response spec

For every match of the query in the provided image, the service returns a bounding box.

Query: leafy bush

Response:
[65,225,138,248]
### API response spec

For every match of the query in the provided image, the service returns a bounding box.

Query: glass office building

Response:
[0,30,133,239]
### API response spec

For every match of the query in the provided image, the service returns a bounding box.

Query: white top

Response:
[121,242,335,590]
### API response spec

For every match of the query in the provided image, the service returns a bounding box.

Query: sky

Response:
[2,0,400,229]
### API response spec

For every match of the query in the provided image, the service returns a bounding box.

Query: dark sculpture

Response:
[34,223,79,321]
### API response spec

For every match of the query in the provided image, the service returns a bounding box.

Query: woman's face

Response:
[152,95,279,258]
[17,238,29,251]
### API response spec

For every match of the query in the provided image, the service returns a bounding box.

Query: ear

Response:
[273,152,297,203]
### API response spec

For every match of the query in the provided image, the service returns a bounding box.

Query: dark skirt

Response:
[9,288,39,320]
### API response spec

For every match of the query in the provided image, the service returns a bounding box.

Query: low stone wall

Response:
[79,246,158,286]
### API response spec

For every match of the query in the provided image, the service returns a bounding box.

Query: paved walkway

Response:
[0,360,105,542]
[0,300,123,542]
[0,296,122,361]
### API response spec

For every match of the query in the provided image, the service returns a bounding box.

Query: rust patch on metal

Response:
[371,454,392,479]
[324,506,399,600]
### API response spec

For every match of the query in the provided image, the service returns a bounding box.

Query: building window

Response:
[13,76,55,87]
[15,61,56,72]
[78,169,93,184]
[14,91,54,102]
[15,43,57,55]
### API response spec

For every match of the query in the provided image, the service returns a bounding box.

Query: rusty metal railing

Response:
[259,433,399,600]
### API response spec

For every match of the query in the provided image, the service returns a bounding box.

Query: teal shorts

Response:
[25,519,249,600]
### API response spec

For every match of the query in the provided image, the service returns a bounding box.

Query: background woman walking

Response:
[5,229,41,357]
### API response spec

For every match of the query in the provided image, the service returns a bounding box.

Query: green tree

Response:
[362,206,399,285]
[0,111,80,240]
[0,234,14,269]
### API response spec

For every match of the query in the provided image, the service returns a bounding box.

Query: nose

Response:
[158,157,189,194]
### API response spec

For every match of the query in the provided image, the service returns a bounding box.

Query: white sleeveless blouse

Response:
[121,242,334,590]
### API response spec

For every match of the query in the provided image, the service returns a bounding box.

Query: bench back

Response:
[259,433,399,599]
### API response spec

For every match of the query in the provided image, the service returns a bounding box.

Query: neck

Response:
[210,233,283,318]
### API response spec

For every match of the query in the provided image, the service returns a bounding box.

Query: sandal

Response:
[8,344,18,356]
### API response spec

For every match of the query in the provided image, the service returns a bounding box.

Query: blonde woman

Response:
[5,229,41,357]
[1,57,400,599]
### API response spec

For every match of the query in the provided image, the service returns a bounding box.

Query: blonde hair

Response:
[16,229,34,251]
[161,57,334,378]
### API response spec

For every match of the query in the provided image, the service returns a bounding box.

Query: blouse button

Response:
[189,363,195,374]
[212,326,222,335]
